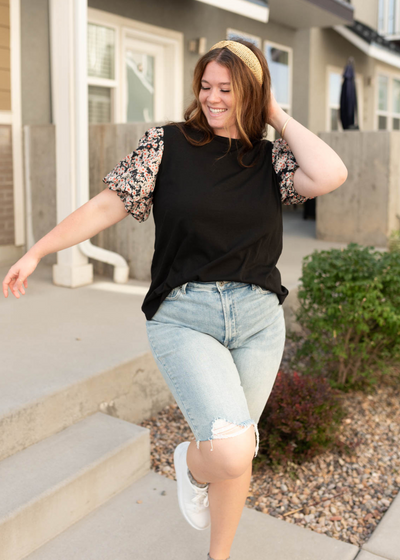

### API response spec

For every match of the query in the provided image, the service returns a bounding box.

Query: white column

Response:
[49,0,92,287]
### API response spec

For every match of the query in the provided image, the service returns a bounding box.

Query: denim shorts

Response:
[145,281,286,458]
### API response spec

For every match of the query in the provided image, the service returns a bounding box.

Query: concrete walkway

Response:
[1,210,398,560]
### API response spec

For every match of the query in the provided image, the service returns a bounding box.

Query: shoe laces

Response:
[190,484,209,512]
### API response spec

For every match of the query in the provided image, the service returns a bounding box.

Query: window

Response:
[87,23,117,124]
[264,41,292,139]
[376,72,400,130]
[378,0,400,37]
[88,8,183,125]
[389,0,397,33]
[89,86,112,123]
[123,39,163,124]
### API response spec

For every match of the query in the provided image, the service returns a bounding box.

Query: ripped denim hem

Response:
[195,417,259,458]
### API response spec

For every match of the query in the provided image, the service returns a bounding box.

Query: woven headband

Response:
[209,40,263,86]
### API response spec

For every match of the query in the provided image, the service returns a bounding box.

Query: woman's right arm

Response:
[2,188,128,298]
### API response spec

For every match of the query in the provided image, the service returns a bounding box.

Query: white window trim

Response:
[226,28,261,48]
[375,66,400,130]
[87,7,183,123]
[263,40,293,107]
[195,0,269,23]
[326,65,363,132]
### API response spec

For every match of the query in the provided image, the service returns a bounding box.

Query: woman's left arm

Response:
[269,105,348,199]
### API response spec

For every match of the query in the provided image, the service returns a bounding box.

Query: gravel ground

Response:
[139,339,400,547]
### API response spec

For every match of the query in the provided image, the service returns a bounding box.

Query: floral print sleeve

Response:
[272,137,313,205]
[103,126,164,222]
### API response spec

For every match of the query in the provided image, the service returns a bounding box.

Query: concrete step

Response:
[23,470,360,560]
[0,262,174,463]
[0,412,150,560]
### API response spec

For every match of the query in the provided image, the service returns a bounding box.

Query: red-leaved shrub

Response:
[257,370,349,467]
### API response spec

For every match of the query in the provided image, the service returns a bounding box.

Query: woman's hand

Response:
[2,252,41,299]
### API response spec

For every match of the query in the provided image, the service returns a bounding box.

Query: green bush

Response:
[256,370,349,470]
[291,243,400,391]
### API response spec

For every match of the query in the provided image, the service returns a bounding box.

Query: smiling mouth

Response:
[208,106,228,116]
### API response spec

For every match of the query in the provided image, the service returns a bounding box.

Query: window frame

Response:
[263,39,293,140]
[375,67,400,130]
[87,7,183,124]
[87,19,119,124]
[378,0,400,39]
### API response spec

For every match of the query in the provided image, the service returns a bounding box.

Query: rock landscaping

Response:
[140,338,400,547]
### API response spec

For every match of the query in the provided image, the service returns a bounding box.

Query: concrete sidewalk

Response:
[1,210,397,560]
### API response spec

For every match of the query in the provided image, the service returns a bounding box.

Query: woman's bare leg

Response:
[186,425,256,559]
[186,424,255,484]
[207,461,252,559]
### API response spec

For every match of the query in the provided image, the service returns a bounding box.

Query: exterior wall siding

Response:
[0,0,14,248]
[0,124,14,245]
[292,28,311,128]
[20,0,52,125]
[20,0,300,126]
[0,0,10,111]
[351,0,379,31]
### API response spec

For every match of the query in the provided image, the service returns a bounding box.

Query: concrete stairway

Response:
[0,259,361,560]
[0,412,150,560]
[1,215,397,560]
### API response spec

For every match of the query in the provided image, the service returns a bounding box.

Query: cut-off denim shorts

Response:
[145,281,286,458]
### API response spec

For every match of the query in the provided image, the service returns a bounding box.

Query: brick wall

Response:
[0,125,14,245]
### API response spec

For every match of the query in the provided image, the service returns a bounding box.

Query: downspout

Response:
[73,0,129,284]
[79,240,129,283]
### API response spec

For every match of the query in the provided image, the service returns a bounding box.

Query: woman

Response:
[3,39,347,560]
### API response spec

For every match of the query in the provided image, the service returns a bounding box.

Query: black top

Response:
[103,123,312,320]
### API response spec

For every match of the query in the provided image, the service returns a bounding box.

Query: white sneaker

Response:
[173,441,210,530]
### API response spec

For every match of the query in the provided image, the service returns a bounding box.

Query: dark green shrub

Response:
[256,370,348,469]
[291,243,400,391]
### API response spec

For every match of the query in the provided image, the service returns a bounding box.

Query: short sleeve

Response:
[102,126,164,222]
[272,137,312,205]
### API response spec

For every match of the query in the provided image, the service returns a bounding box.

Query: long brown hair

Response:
[166,38,272,168]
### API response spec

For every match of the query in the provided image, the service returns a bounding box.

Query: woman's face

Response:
[199,61,239,138]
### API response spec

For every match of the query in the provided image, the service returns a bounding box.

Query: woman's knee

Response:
[200,422,256,478]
